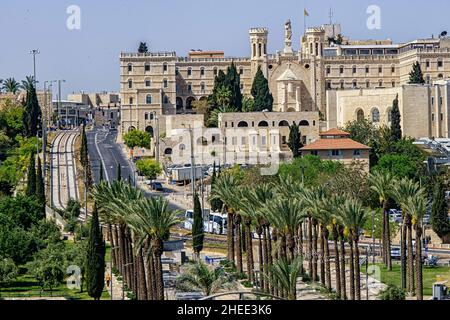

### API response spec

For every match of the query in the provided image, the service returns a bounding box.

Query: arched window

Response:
[213,67,218,76]
[187,67,192,77]
[386,108,392,123]
[146,94,152,104]
[258,121,269,127]
[239,67,244,75]
[164,148,173,155]
[237,121,248,127]
[175,67,179,76]
[163,79,168,88]
[145,78,151,87]
[186,97,195,109]
[356,109,365,122]
[200,82,205,92]
[163,95,169,104]
[145,126,154,138]
[128,126,136,132]
[163,63,168,73]
[438,73,444,79]
[144,63,150,72]
[371,108,380,123]
[200,67,205,76]
[299,120,309,126]
[127,63,133,72]
[279,120,290,127]
[128,79,133,89]
[176,97,183,110]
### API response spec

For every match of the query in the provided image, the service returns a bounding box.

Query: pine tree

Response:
[117,163,122,181]
[251,67,273,111]
[192,193,204,257]
[287,122,303,158]
[85,203,106,300]
[138,42,148,53]
[431,179,450,239]
[26,153,37,196]
[22,78,42,138]
[36,156,45,206]
[210,162,223,212]
[408,62,425,84]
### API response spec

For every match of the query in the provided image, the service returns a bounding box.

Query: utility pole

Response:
[152,112,160,164]
[372,209,376,264]
[183,124,196,205]
[57,80,66,128]
[29,49,40,84]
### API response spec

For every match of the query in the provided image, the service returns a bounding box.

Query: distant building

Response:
[52,100,91,127]
[301,128,370,170]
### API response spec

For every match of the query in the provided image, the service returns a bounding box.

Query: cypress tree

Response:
[287,122,303,158]
[390,94,402,142]
[85,203,106,300]
[99,162,104,182]
[117,163,122,181]
[210,162,223,212]
[225,62,243,111]
[408,62,425,84]
[80,125,88,167]
[26,153,37,196]
[431,179,450,239]
[36,156,45,206]
[192,193,204,258]
[251,67,273,111]
[22,79,42,138]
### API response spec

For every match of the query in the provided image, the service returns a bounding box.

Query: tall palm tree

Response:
[241,184,275,290]
[2,78,21,94]
[391,178,425,294]
[369,171,394,270]
[176,261,236,296]
[267,257,303,300]
[21,76,35,92]
[91,181,144,297]
[338,199,368,300]
[209,173,240,266]
[403,194,427,300]
[127,197,181,300]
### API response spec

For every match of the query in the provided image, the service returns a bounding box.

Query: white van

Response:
[205,213,227,235]
[183,209,211,230]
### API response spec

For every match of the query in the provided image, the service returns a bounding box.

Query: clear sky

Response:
[1,0,449,97]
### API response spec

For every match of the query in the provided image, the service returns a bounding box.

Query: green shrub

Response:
[379,284,406,300]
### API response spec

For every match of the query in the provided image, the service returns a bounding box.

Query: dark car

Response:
[151,181,164,191]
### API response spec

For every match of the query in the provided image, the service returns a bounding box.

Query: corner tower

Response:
[249,27,269,80]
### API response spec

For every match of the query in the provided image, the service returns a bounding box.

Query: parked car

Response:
[204,213,227,235]
[150,181,164,191]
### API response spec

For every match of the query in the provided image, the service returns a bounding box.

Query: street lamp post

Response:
[29,49,40,84]
[56,80,66,128]
[151,112,160,164]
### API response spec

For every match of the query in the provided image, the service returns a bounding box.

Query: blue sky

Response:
[1,0,449,97]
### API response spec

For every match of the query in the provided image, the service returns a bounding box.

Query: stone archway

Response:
[186,96,196,110]
[145,126,154,138]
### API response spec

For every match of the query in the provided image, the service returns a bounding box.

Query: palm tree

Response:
[240,184,275,290]
[2,78,21,94]
[127,197,181,300]
[322,194,345,298]
[176,261,236,296]
[403,194,427,300]
[267,257,303,300]
[91,181,144,297]
[21,76,35,92]
[391,178,425,294]
[209,173,240,266]
[369,171,394,270]
[338,199,368,300]
[206,105,237,127]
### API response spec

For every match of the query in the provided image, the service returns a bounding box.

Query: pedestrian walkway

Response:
[105,265,129,300]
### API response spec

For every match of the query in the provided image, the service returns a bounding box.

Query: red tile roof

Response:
[301,138,371,151]
[319,128,350,136]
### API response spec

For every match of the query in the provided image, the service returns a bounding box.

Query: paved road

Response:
[86,126,186,212]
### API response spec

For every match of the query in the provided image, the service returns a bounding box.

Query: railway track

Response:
[50,130,79,210]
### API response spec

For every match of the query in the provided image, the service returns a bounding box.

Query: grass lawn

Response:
[0,274,110,300]
[373,263,450,296]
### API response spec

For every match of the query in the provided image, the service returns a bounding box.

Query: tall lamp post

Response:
[182,124,196,205]
[56,80,66,128]
[151,112,160,164]
[29,49,40,84]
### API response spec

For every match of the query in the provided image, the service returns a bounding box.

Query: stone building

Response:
[327,80,450,139]
[119,19,450,143]
[157,111,319,166]
[301,128,370,171]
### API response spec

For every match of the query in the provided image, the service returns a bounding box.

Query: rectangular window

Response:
[326,67,331,75]
[438,60,444,68]
[241,137,246,145]
[261,136,266,146]
[187,69,192,76]
[365,66,370,74]
[352,67,357,74]
[311,150,318,156]
[129,97,133,105]
[145,64,150,72]
[339,67,344,74]
[326,81,331,89]
[378,66,383,73]
[426,61,430,69]
[163,79,168,88]
[353,149,361,156]
[391,66,395,73]
[163,64,168,72]
[144,113,148,120]
[145,80,151,87]
[432,113,435,121]
[330,149,341,156]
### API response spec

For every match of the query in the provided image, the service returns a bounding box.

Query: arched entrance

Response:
[145,126,154,138]
[186,96,196,110]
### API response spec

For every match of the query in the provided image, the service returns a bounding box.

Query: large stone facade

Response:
[119,20,450,143]
[327,81,450,139]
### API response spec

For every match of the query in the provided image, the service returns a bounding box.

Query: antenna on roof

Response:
[329,7,334,25]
